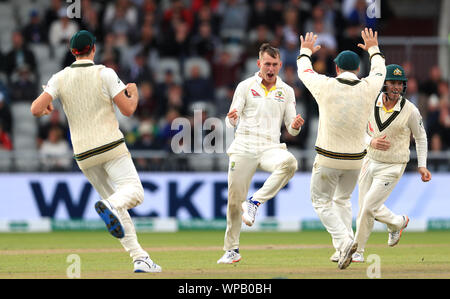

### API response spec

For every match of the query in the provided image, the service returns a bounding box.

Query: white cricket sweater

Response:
[45,60,128,170]
[297,46,386,169]
[367,93,428,167]
[225,72,300,155]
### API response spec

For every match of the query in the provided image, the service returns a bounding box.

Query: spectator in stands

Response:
[162,0,194,32]
[0,123,12,151]
[103,0,138,45]
[22,9,48,44]
[43,0,64,33]
[420,65,442,97]
[132,119,162,151]
[48,8,79,48]
[135,81,159,119]
[129,25,160,69]
[4,31,37,78]
[189,21,221,63]
[280,34,299,70]
[158,107,183,152]
[39,125,72,171]
[9,65,38,102]
[247,0,274,31]
[337,21,364,57]
[79,1,103,43]
[281,6,301,50]
[123,51,154,84]
[183,63,215,107]
[162,83,187,117]
[212,49,241,88]
[0,80,10,105]
[155,69,176,108]
[191,3,221,36]
[159,20,191,60]
[37,108,69,148]
[98,32,122,67]
[245,24,273,58]
[219,0,249,43]
[0,95,12,135]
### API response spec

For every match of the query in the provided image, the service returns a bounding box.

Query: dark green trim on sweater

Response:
[74,138,125,161]
[315,146,367,160]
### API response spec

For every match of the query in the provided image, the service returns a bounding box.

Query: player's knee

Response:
[362,206,375,219]
[282,155,298,174]
[134,184,144,206]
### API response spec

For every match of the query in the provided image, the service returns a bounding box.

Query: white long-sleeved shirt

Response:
[365,93,428,167]
[297,46,386,169]
[225,72,300,155]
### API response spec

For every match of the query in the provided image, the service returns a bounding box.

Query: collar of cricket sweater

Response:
[71,59,95,67]
[376,92,402,112]
[336,71,360,81]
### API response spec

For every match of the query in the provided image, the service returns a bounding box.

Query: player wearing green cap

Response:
[296,28,386,269]
[350,64,432,264]
[31,30,161,273]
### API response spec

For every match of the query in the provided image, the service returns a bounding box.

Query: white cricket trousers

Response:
[224,147,298,251]
[82,153,148,261]
[310,160,359,251]
[355,158,406,253]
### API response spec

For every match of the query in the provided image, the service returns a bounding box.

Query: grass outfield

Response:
[0,231,449,279]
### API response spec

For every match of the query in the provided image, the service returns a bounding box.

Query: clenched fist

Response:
[291,114,305,130]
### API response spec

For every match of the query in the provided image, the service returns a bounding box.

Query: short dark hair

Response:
[259,43,280,59]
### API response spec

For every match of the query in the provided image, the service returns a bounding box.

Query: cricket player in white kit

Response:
[351,64,432,263]
[31,30,161,273]
[297,29,386,269]
[217,43,305,264]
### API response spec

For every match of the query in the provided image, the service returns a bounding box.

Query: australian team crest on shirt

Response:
[274,90,285,102]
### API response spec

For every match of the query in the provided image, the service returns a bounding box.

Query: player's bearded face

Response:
[258,53,281,84]
[386,80,403,101]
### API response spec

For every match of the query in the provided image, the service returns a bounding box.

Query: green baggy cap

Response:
[70,30,96,55]
[385,64,408,81]
[334,50,360,71]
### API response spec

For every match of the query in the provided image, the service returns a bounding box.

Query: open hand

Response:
[300,32,321,54]
[357,27,379,51]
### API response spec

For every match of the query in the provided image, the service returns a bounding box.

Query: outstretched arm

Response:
[296,32,329,102]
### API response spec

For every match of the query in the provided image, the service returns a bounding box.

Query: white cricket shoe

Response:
[242,198,259,226]
[330,250,340,263]
[134,256,162,273]
[338,238,358,270]
[388,215,409,247]
[217,250,241,264]
[352,252,364,263]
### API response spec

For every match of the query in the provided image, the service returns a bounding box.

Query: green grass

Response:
[0,231,449,279]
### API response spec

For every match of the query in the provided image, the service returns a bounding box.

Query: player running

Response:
[351,64,432,263]
[217,43,304,264]
[297,28,386,269]
[31,30,161,273]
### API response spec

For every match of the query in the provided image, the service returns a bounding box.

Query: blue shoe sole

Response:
[95,201,125,238]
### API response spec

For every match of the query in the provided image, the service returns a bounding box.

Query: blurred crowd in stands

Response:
[0,0,448,172]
